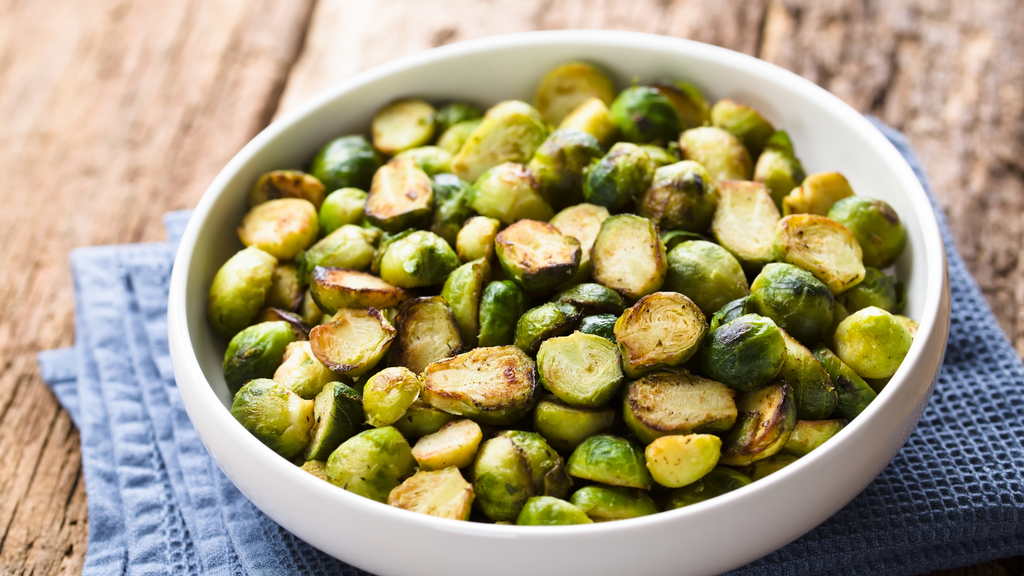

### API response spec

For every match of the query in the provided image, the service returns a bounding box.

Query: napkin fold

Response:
[38,119,1024,576]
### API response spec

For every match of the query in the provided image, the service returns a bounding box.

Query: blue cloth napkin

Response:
[38,119,1024,576]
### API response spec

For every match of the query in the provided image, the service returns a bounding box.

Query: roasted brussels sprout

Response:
[451,100,548,183]
[811,344,877,419]
[637,161,718,232]
[435,102,483,133]
[782,172,853,216]
[610,86,681,145]
[362,367,423,428]
[238,198,319,260]
[532,395,616,452]
[388,466,475,521]
[495,220,581,292]
[327,426,415,503]
[828,196,907,268]
[740,453,799,480]
[310,267,409,315]
[833,306,913,379]
[208,246,277,339]
[645,433,721,488]
[387,296,463,374]
[537,332,623,408]
[720,383,797,466]
[651,81,709,130]
[429,173,475,246]
[265,263,304,311]
[591,214,667,300]
[296,224,379,283]
[516,497,592,525]
[305,381,363,461]
[558,97,617,147]
[472,430,570,521]
[839,267,898,313]
[550,203,610,286]
[371,98,436,156]
[553,283,625,315]
[301,459,328,481]
[274,341,342,400]
[701,314,785,393]
[528,129,603,210]
[750,263,835,345]
[708,296,754,333]
[639,144,679,167]
[478,280,530,347]
[364,158,433,232]
[567,435,651,490]
[570,485,658,522]
[392,400,457,439]
[578,313,617,342]
[665,467,752,510]
[222,321,299,395]
[378,230,460,288]
[664,241,749,316]
[437,119,482,155]
[411,419,483,470]
[515,302,582,354]
[456,216,501,263]
[777,330,837,419]
[774,214,866,294]
[422,345,537,425]
[679,127,752,182]
[441,258,492,347]
[623,369,737,445]
[711,180,781,271]
[754,131,806,209]
[615,292,707,378]
[783,419,846,456]
[582,143,656,211]
[470,162,554,224]
[231,379,313,459]
[248,170,326,209]
[393,146,452,177]
[309,307,395,376]
[309,135,382,192]
[710,99,775,158]
[534,61,616,125]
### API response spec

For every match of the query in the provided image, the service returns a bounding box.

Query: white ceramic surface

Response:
[168,31,951,576]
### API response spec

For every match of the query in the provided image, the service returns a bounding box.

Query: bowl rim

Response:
[168,29,948,539]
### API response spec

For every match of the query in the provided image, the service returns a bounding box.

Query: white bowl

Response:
[169,30,951,576]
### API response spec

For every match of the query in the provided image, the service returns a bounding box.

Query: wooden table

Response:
[1,1,1021,574]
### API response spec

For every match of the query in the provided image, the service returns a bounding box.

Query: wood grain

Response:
[1,0,1021,574]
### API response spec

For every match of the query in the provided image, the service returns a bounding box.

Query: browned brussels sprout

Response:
[515,302,583,355]
[811,344,877,420]
[470,162,553,224]
[636,161,718,233]
[591,214,667,300]
[528,129,603,210]
[720,383,797,466]
[559,97,618,147]
[231,379,314,459]
[386,296,463,375]
[610,86,681,145]
[679,127,752,182]
[238,198,319,260]
[365,158,433,232]
[309,307,395,376]
[411,419,483,471]
[710,99,775,158]
[388,466,475,521]
[456,216,501,263]
[583,143,656,211]
[774,214,866,295]
[828,195,907,269]
[371,98,436,156]
[711,180,781,272]
[309,135,382,192]
[700,314,786,393]
[430,173,475,246]
[223,321,301,395]
[782,172,853,216]
[537,331,624,408]
[553,283,625,315]
[451,101,548,183]
[534,61,616,125]
[478,280,531,348]
[304,381,363,461]
[362,367,423,428]
[248,170,326,210]
[422,345,537,425]
[750,263,835,345]
[651,81,710,130]
[570,485,658,522]
[777,330,837,420]
[623,369,737,445]
[309,267,409,315]
[615,292,707,378]
[495,219,581,292]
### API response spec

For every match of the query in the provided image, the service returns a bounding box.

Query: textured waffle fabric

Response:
[37,119,1024,575]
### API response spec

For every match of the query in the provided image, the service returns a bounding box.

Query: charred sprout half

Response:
[365,158,433,232]
[309,307,395,376]
[537,331,624,408]
[720,383,797,467]
[528,129,603,211]
[388,466,475,521]
[411,419,483,471]
[422,345,537,425]
[777,330,838,420]
[583,143,656,211]
[297,225,378,283]
[237,198,319,260]
[774,214,866,295]
[456,216,501,263]
[371,98,436,156]
[248,170,326,210]
[623,369,737,445]
[783,172,854,216]
[265,263,304,312]
[783,419,847,457]
[591,214,667,300]
[615,292,707,378]
[274,341,343,400]
[711,180,781,272]
[495,219,581,292]
[387,296,463,375]
[610,86,681,145]
[553,283,625,315]
[679,127,752,183]
[811,344,877,420]
[310,267,409,315]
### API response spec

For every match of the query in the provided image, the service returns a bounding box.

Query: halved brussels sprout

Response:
[679,127,752,182]
[720,383,797,466]
[435,103,483,133]
[478,280,530,347]
[783,419,847,457]
[309,135,382,192]
[740,453,799,480]
[430,173,475,246]
[223,321,300,394]
[710,99,775,158]
[422,345,537,425]
[664,241,749,316]
[639,144,679,167]
[567,435,651,490]
[248,170,326,209]
[411,419,483,470]
[495,220,581,292]
[550,203,610,286]
[274,341,343,400]
[378,230,460,288]
[515,302,582,354]
[708,296,754,333]
[777,330,837,419]
[774,214,866,295]
[811,343,877,420]
[701,313,786,393]
[570,485,658,522]
[833,306,913,379]
[451,100,548,183]
[310,267,409,315]
[750,262,835,345]
[265,263,304,311]
[645,433,721,488]
[309,307,395,376]
[371,98,436,156]
[534,61,616,125]
[839,267,898,313]
[305,381,362,461]
[441,258,492,347]
[558,97,617,147]
[208,246,277,339]
[437,119,482,155]
[711,180,781,271]
[456,216,501,263]
[651,81,709,130]
[388,466,475,521]
[665,467,752,510]
[615,292,707,378]
[659,230,708,252]
[583,143,656,211]
[365,158,433,232]
[393,146,452,177]
[637,161,718,232]
[591,214,667,300]
[387,296,463,374]
[623,369,737,445]
[537,332,623,408]
[231,378,314,459]
[516,496,592,525]
[528,129,603,210]
[472,430,571,521]
[553,283,625,315]
[296,225,379,283]
[610,86,681,145]
[828,195,907,268]
[532,395,616,452]
[327,426,415,503]
[238,198,319,260]
[783,172,854,216]
[301,459,328,481]
[362,367,423,428]
[754,131,806,209]
[578,313,617,342]
[470,162,553,224]
[298,289,324,327]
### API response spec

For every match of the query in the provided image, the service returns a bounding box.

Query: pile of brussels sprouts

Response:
[209,61,916,526]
